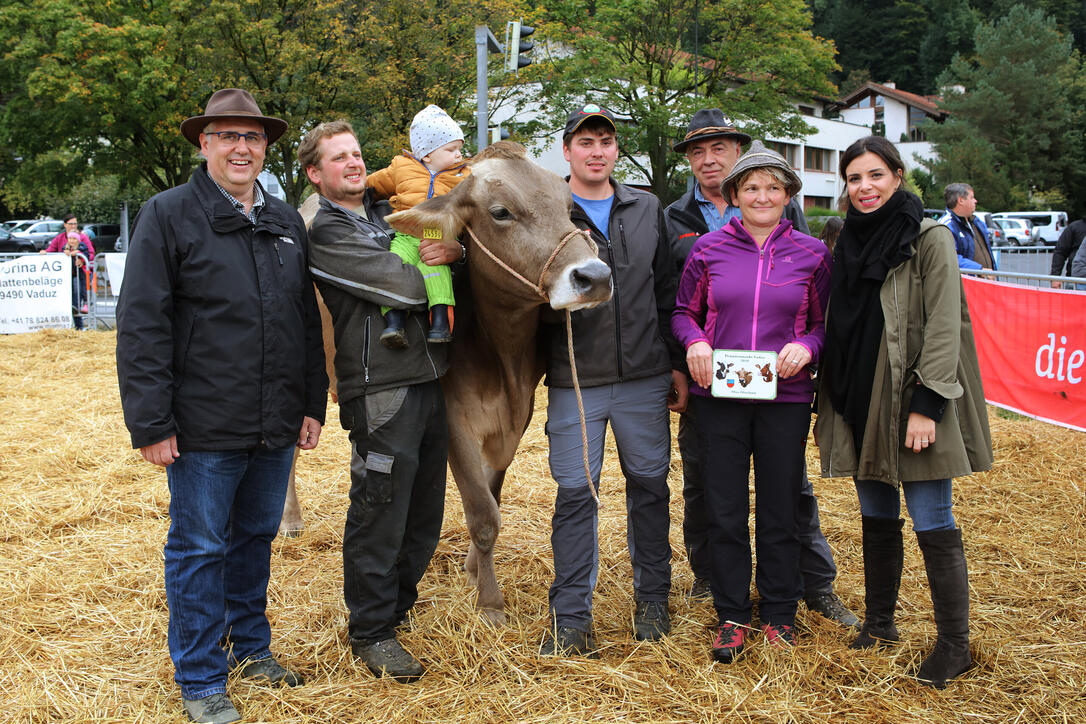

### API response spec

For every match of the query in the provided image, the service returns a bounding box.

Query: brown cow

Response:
[282,143,612,624]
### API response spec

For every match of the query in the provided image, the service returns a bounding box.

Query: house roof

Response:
[837,82,947,119]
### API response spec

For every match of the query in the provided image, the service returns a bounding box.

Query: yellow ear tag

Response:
[422,227,443,240]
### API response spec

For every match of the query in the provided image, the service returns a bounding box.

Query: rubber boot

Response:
[915,527,973,688]
[380,309,408,349]
[427,304,452,343]
[850,516,904,650]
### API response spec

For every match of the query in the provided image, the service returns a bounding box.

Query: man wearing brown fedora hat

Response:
[117,88,327,723]
[664,108,858,630]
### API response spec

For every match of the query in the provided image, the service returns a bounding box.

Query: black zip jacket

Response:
[117,164,328,451]
[665,184,810,281]
[542,180,680,388]
[307,193,447,406]
[1052,218,1086,276]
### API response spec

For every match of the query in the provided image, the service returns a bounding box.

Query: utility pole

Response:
[475,26,503,151]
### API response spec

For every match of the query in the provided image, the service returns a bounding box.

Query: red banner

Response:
[963,276,1086,432]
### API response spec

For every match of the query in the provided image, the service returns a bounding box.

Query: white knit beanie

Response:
[409,105,464,160]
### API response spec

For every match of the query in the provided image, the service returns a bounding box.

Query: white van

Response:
[992,211,1068,245]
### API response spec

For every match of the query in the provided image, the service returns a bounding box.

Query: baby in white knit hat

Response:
[367,105,471,347]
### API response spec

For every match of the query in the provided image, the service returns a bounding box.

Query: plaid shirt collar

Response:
[209,175,265,223]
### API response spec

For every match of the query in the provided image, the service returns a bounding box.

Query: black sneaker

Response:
[540,626,599,659]
[633,600,671,641]
[761,622,796,648]
[688,577,712,600]
[236,656,304,687]
[805,590,861,629]
[351,636,424,682]
[182,692,241,724]
[711,622,747,664]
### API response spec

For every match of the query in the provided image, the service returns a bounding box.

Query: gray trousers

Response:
[546,374,673,631]
[678,402,837,595]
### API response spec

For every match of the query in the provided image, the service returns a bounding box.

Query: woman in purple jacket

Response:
[672,142,832,664]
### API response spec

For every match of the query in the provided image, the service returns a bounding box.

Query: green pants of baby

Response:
[382,232,455,315]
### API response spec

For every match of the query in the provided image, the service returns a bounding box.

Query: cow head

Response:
[387,142,612,310]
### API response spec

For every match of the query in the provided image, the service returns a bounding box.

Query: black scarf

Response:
[823,189,922,450]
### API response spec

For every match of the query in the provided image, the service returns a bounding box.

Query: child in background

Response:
[819,216,844,254]
[367,104,471,347]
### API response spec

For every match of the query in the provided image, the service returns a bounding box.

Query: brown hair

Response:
[297,120,356,175]
[839,135,905,182]
[819,216,844,252]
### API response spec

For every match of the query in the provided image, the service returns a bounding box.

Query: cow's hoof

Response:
[480,608,506,627]
[278,526,304,539]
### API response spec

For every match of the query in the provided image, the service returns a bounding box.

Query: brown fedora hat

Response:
[179,88,288,147]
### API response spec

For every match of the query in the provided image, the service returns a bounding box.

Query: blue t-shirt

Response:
[572,193,614,240]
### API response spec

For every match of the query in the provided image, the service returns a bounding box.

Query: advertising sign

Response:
[963,276,1086,432]
[0,255,72,333]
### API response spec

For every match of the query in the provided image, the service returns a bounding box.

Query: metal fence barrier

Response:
[991,244,1057,277]
[962,267,1086,289]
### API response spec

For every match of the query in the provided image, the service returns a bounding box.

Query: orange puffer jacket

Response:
[367,152,470,212]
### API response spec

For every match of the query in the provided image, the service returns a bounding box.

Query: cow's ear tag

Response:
[422,227,443,240]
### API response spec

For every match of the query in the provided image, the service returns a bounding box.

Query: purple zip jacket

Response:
[671,217,832,402]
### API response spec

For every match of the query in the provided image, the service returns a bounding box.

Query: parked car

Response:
[923,208,943,220]
[2,219,39,232]
[992,217,1040,246]
[0,226,37,253]
[11,219,64,251]
[82,223,121,251]
[975,212,1003,246]
[993,211,1067,245]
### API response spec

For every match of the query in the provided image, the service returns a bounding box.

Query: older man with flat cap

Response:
[117,88,327,723]
[664,108,857,629]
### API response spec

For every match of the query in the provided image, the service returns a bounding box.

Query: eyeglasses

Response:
[64,220,78,226]
[203,131,267,147]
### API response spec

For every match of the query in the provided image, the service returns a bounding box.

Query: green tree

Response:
[516,0,837,202]
[199,0,524,204]
[925,5,1086,213]
[0,0,210,202]
[0,0,526,209]
[811,0,980,94]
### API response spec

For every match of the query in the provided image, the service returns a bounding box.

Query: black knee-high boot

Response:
[850,516,904,650]
[915,527,973,688]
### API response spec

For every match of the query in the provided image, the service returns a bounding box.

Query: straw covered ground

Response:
[2,329,1084,723]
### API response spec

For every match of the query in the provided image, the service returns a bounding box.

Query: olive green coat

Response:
[816,219,994,485]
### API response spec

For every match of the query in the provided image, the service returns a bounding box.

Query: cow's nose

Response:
[570,260,612,295]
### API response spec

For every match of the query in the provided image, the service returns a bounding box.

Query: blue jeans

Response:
[164,446,295,699]
[854,478,956,532]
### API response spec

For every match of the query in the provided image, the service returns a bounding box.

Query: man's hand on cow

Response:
[141,435,179,467]
[776,342,811,379]
[686,341,713,389]
[667,369,689,413]
[297,416,322,450]
[419,238,463,266]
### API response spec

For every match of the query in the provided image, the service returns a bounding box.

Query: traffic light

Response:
[506,20,535,72]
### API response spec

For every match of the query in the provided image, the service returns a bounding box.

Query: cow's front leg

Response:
[278,450,304,537]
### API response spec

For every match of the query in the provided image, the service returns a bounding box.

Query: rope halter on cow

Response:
[463,225,603,508]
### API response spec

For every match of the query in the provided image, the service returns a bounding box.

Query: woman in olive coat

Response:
[815,136,992,689]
